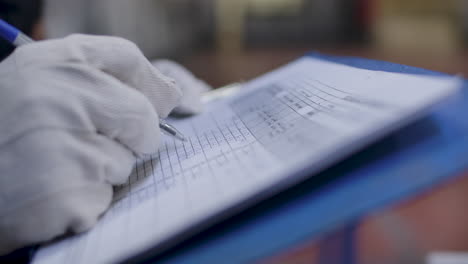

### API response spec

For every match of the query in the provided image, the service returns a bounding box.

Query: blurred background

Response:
[3,0,468,263]
[42,0,468,88]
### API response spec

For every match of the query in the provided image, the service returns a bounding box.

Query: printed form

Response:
[33,58,460,264]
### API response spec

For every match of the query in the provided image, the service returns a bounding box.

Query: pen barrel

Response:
[0,19,34,47]
[0,19,19,43]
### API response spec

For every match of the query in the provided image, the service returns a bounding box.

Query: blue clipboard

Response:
[124,53,468,264]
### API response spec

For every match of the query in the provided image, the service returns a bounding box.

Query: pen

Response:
[0,19,187,142]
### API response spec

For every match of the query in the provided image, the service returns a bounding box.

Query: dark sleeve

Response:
[0,246,38,264]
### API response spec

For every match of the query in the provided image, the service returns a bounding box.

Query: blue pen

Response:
[0,18,187,142]
[0,19,34,45]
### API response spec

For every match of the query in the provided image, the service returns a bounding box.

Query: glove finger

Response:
[19,35,182,118]
[93,133,136,185]
[72,35,183,118]
[153,59,211,115]
[58,64,162,155]
[0,130,117,253]
[89,78,162,156]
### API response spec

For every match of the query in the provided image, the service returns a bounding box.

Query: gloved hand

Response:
[0,34,183,255]
[152,59,211,115]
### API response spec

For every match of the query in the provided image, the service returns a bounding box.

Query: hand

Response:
[0,35,182,255]
[153,59,211,115]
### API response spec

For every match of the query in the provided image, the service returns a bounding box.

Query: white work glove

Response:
[152,59,211,115]
[0,34,183,255]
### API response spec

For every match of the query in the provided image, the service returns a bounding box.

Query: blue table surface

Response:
[126,53,468,263]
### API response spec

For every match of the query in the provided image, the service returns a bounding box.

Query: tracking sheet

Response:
[33,58,460,264]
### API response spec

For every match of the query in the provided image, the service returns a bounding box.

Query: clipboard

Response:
[122,53,468,263]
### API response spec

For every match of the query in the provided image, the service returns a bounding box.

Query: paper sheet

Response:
[33,58,460,264]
